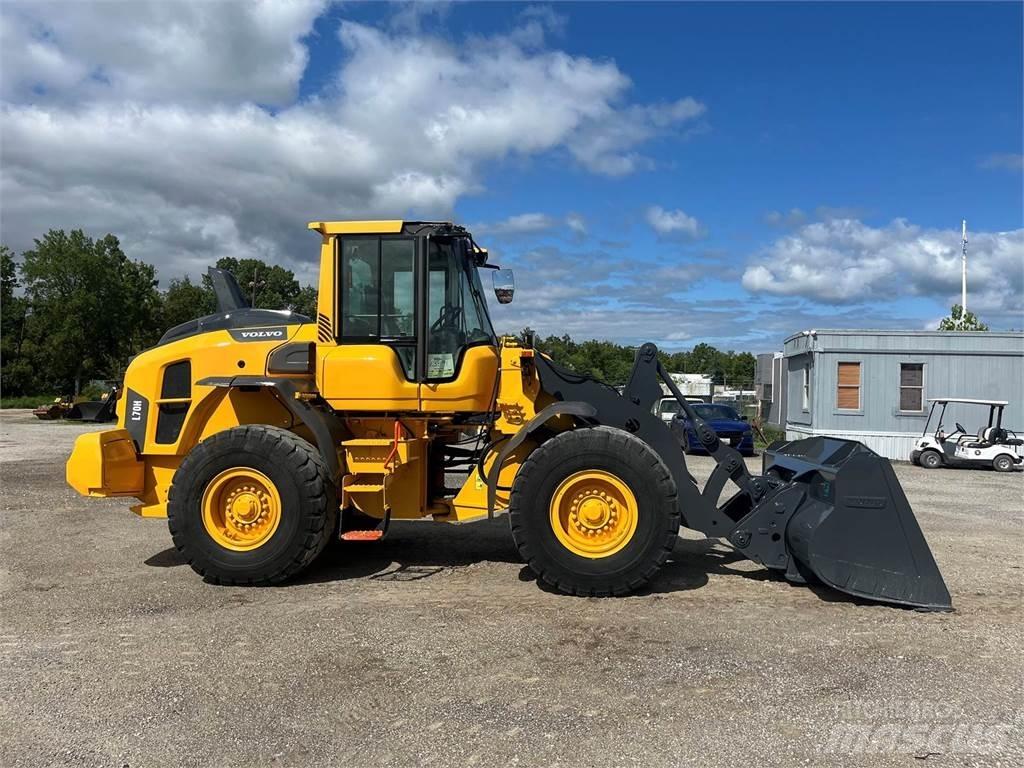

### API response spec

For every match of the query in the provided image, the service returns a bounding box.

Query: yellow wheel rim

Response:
[201,468,282,552]
[549,470,639,559]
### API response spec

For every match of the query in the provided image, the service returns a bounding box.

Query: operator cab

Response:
[311,221,515,411]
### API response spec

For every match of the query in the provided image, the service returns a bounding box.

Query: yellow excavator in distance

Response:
[67,220,951,609]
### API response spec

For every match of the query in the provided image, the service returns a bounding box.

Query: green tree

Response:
[293,284,319,318]
[160,276,215,331]
[523,332,758,389]
[724,351,756,385]
[688,342,724,382]
[1,246,35,395]
[938,304,989,331]
[19,230,160,394]
[1,245,16,301]
[214,257,301,310]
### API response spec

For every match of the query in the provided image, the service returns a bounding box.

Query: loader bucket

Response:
[765,437,952,611]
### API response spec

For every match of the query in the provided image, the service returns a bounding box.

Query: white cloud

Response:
[646,206,703,239]
[473,213,558,236]
[1,1,326,107]
[566,213,587,237]
[741,218,1024,321]
[764,208,807,227]
[0,6,705,283]
[980,153,1024,171]
[570,98,705,176]
[508,5,568,48]
[474,212,588,239]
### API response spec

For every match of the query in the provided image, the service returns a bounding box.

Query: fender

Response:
[486,401,598,516]
[196,376,343,479]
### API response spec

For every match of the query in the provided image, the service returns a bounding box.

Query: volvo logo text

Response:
[229,327,288,342]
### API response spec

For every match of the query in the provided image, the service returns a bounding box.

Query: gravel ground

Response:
[1,409,1021,768]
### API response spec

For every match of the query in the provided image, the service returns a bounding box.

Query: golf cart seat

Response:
[964,426,990,448]
[966,426,1014,448]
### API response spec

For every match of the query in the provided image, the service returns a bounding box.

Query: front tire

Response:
[919,449,943,469]
[509,426,680,596]
[167,425,338,585]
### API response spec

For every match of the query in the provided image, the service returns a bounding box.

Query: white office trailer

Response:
[771,329,1024,460]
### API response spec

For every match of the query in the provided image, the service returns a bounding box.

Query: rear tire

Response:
[167,425,338,585]
[993,454,1015,472]
[509,426,680,596]
[919,450,943,469]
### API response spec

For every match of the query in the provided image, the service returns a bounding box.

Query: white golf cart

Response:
[911,398,1023,472]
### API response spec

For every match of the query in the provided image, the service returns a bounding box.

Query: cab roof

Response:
[307,220,404,235]
[307,220,467,236]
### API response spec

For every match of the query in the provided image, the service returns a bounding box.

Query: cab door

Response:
[318,235,420,410]
[418,238,499,413]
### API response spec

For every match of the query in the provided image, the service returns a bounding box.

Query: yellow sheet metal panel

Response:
[315,238,336,339]
[447,441,531,521]
[130,501,168,518]
[307,220,404,235]
[120,325,310,456]
[343,437,419,474]
[66,429,144,497]
[131,456,180,517]
[319,345,420,410]
[419,345,500,412]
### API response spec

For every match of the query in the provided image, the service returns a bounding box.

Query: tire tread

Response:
[167,425,337,586]
[509,426,679,596]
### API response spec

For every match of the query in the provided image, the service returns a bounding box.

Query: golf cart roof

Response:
[927,398,1008,406]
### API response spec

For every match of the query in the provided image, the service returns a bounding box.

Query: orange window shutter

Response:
[837,362,860,409]
[837,386,859,409]
[837,362,860,387]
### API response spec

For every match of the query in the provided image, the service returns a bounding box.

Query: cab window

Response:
[426,239,495,380]
[339,236,416,378]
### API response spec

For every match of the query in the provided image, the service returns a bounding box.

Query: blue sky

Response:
[2,1,1021,351]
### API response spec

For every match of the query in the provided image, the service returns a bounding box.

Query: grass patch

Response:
[753,424,786,449]
[1,395,58,409]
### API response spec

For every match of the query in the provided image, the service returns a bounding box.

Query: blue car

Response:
[670,402,755,456]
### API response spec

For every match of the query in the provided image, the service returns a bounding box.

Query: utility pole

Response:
[249,267,266,308]
[961,219,968,318]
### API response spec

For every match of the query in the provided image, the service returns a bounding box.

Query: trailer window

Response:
[837,362,861,410]
[802,366,810,410]
[899,363,924,411]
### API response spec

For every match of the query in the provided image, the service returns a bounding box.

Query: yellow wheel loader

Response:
[67,220,952,609]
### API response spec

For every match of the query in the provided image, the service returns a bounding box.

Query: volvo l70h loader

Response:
[67,220,952,609]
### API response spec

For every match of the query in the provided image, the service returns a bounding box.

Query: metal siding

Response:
[785,425,922,461]
[781,330,1024,458]
[778,356,788,427]
[813,349,1024,434]
[787,353,812,426]
[767,354,788,427]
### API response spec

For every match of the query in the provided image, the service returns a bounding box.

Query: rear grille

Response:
[156,360,192,444]
[160,360,191,399]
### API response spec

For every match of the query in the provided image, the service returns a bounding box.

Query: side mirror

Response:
[492,269,515,304]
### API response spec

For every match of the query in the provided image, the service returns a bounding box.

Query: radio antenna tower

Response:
[961,219,968,317]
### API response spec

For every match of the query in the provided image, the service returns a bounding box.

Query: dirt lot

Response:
[1,410,1021,768]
